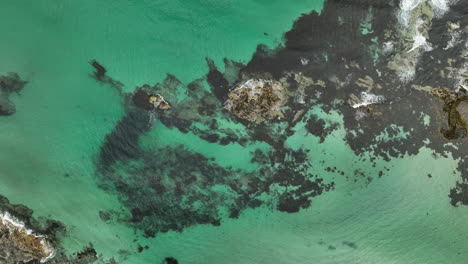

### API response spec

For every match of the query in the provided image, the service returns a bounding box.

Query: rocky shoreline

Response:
[0,194,117,264]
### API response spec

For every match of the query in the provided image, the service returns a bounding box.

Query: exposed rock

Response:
[132,89,171,111]
[355,75,382,91]
[430,87,467,139]
[225,79,288,123]
[0,212,55,263]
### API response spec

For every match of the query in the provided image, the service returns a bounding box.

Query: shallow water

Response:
[0,0,467,263]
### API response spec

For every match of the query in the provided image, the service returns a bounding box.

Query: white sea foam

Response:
[398,0,422,27]
[383,41,394,54]
[455,60,468,91]
[407,18,433,53]
[398,0,452,27]
[429,0,453,16]
[351,92,386,108]
[394,0,454,82]
[398,69,417,83]
[355,108,368,120]
[444,31,461,50]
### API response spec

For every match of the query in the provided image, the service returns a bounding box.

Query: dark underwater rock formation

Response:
[99,109,151,168]
[92,57,335,233]
[92,0,468,237]
[98,143,333,236]
[0,73,27,116]
[89,59,124,94]
[163,257,178,264]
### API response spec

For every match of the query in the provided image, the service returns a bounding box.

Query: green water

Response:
[0,0,468,263]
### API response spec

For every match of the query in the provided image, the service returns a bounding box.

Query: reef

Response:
[0,194,116,264]
[0,73,27,116]
[91,0,468,236]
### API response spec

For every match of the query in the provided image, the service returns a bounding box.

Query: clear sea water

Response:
[0,0,467,263]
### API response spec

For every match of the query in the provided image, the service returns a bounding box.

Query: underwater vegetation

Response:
[90,0,468,238]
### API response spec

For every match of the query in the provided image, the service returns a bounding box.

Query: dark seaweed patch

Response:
[342,241,358,249]
[99,109,150,168]
[89,59,124,93]
[163,257,179,264]
[206,58,229,101]
[0,72,27,116]
[97,143,333,235]
[305,114,339,143]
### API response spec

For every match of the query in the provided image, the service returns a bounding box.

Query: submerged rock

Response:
[163,257,179,264]
[89,59,124,93]
[225,78,288,123]
[0,72,27,117]
[0,97,15,116]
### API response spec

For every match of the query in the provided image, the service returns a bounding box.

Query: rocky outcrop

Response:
[225,79,288,123]
[430,87,467,139]
[132,89,171,111]
[0,194,117,264]
[0,212,55,263]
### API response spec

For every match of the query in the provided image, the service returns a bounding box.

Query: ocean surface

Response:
[0,0,467,263]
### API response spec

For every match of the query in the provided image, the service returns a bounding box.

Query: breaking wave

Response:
[352,92,386,109]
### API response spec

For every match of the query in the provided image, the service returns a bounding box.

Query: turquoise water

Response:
[0,0,468,263]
